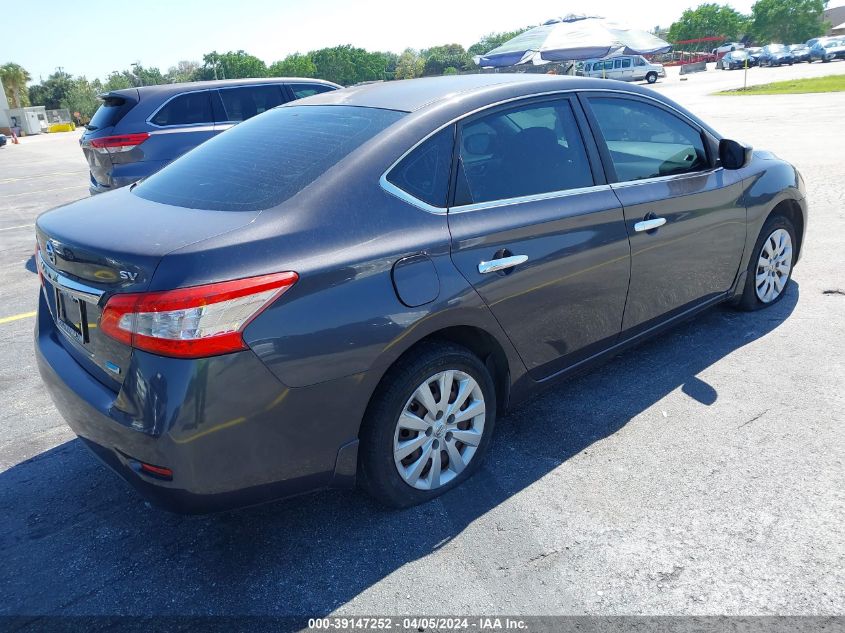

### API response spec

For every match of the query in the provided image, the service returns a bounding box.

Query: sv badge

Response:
[119,271,139,282]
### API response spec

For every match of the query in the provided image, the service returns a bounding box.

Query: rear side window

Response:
[89,96,131,130]
[219,85,285,122]
[455,99,594,205]
[386,127,453,207]
[150,92,213,126]
[588,97,708,182]
[291,84,336,99]
[133,105,405,211]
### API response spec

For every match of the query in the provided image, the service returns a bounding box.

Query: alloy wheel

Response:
[393,370,486,491]
[755,228,793,303]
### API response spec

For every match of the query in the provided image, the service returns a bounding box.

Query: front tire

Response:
[646,72,658,84]
[736,214,796,311]
[358,342,497,508]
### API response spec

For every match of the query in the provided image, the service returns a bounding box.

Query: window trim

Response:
[577,91,717,186]
[379,88,718,215]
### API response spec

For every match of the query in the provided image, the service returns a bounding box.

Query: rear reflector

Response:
[139,462,173,480]
[100,272,298,358]
[89,132,150,154]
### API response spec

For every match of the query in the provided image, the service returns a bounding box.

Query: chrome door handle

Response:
[478,254,528,274]
[634,217,667,232]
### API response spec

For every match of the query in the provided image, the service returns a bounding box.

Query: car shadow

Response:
[0,284,799,616]
[24,255,36,274]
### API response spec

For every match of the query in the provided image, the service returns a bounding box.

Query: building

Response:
[0,88,11,134]
[825,5,845,34]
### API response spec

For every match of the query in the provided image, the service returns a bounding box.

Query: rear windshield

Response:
[133,105,405,211]
[88,96,132,130]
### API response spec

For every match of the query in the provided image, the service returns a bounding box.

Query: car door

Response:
[618,57,634,81]
[447,95,631,379]
[581,93,746,335]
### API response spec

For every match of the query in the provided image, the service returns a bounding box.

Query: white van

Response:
[578,55,666,84]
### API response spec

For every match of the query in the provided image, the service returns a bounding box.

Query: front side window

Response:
[151,92,213,127]
[588,97,708,182]
[219,85,284,122]
[291,84,336,99]
[455,99,594,205]
[386,127,453,208]
[635,57,647,66]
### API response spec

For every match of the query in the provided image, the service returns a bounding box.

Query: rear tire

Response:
[646,72,658,84]
[736,214,797,311]
[358,342,497,508]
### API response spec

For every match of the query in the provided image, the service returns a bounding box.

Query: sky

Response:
[5,0,844,83]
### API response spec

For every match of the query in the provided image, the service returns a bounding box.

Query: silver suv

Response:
[578,55,666,83]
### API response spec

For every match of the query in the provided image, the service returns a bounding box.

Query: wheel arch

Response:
[766,198,805,261]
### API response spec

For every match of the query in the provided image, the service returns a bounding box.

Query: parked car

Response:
[578,55,666,83]
[0,133,6,148]
[745,47,764,64]
[809,38,845,62]
[35,74,807,513]
[711,41,744,56]
[757,44,795,66]
[788,44,812,63]
[717,50,754,69]
[80,77,340,195]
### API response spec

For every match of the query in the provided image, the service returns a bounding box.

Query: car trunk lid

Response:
[35,187,262,390]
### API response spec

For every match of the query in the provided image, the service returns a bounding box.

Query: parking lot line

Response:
[0,311,36,325]
[0,185,87,199]
[0,172,84,185]
[0,224,34,232]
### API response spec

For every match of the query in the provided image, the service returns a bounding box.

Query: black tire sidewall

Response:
[646,72,657,84]
[738,214,797,311]
[358,343,497,508]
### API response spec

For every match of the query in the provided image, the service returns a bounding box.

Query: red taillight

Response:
[89,132,150,154]
[100,272,298,358]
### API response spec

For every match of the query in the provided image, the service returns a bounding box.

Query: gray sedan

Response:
[35,74,806,512]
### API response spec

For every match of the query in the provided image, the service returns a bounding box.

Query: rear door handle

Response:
[634,217,667,233]
[478,254,528,274]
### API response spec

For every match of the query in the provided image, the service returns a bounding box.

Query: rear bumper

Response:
[89,160,169,195]
[35,294,365,513]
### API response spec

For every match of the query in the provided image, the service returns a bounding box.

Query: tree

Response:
[394,49,425,80]
[667,3,750,42]
[102,71,133,92]
[1,63,32,108]
[310,45,389,85]
[751,0,829,43]
[61,77,101,121]
[166,60,200,83]
[268,53,317,78]
[467,28,532,57]
[28,70,74,109]
[420,44,472,76]
[195,50,267,80]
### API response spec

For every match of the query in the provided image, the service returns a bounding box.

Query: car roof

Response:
[103,77,340,101]
[296,74,659,113]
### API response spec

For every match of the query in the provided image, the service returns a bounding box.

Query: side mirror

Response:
[719,138,753,170]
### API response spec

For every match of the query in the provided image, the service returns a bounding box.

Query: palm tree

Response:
[0,63,32,108]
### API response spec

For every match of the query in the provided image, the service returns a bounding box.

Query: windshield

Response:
[733,51,749,59]
[133,105,405,211]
